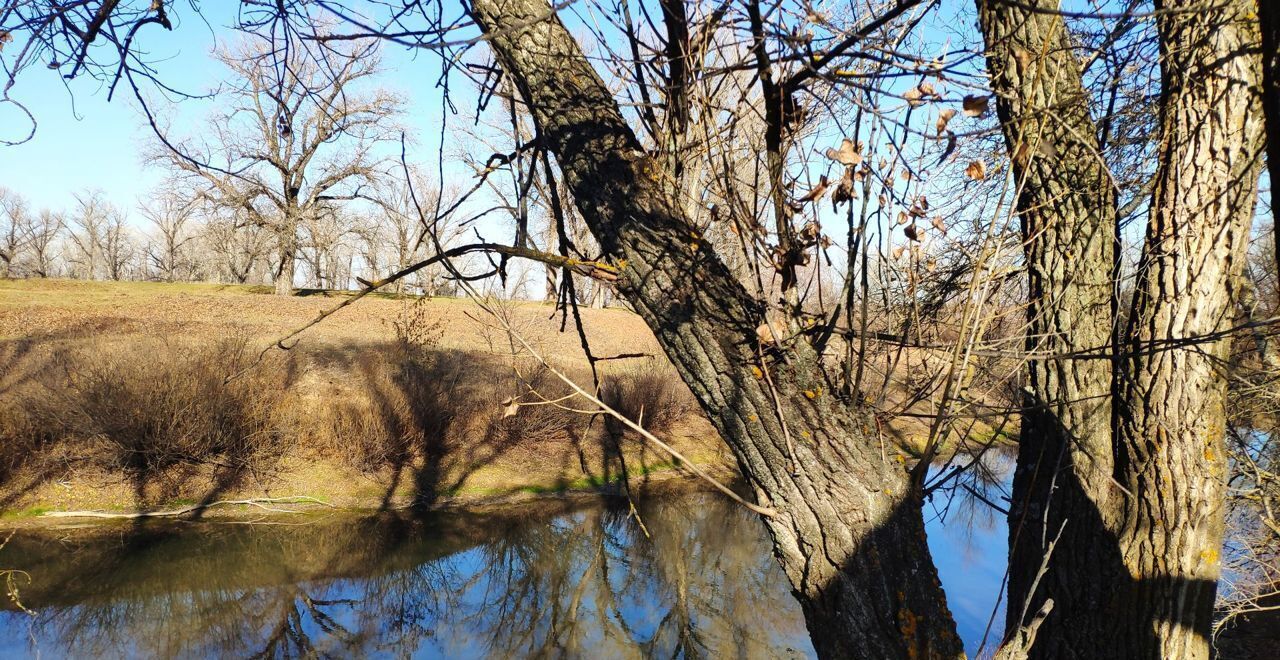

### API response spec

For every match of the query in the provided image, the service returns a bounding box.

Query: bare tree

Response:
[201,209,274,285]
[101,210,135,281]
[156,36,401,295]
[373,173,459,296]
[977,0,1265,656]
[298,205,351,289]
[65,190,113,280]
[140,190,197,282]
[0,187,30,278]
[24,209,62,278]
[3,1,1277,658]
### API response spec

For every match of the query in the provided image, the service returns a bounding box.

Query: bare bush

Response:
[600,361,699,436]
[16,338,293,477]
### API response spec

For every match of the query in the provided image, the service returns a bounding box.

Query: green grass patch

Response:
[0,506,51,519]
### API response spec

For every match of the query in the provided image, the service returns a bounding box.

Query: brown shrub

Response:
[487,363,580,445]
[10,337,293,477]
[600,361,699,435]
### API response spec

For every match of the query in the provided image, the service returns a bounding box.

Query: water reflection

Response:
[0,486,1015,659]
[0,493,816,658]
[925,450,1016,654]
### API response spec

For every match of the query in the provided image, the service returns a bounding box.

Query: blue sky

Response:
[0,4,456,222]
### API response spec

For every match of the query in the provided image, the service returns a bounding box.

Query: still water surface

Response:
[0,489,1006,658]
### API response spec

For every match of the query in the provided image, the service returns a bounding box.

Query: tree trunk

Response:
[1259,0,1280,267]
[974,2,1123,656]
[468,1,962,656]
[275,238,296,296]
[977,1,1265,657]
[1109,2,1265,656]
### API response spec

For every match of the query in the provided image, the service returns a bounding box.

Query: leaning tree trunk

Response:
[468,0,961,656]
[974,1,1122,656]
[1109,2,1266,657]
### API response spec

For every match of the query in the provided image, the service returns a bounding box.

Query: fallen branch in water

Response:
[40,496,333,520]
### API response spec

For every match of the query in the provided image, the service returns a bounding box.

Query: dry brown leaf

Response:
[756,323,777,345]
[903,87,926,107]
[935,108,957,134]
[501,397,520,418]
[798,175,830,203]
[1013,141,1031,165]
[962,95,989,118]
[892,245,907,259]
[1013,46,1033,71]
[904,224,921,241]
[832,167,857,208]
[825,138,863,166]
[919,81,937,96]
[965,160,987,180]
[931,216,947,233]
[897,210,909,225]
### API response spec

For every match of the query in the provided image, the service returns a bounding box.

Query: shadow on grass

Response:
[0,333,705,519]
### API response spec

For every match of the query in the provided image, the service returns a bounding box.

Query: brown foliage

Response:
[2,338,292,480]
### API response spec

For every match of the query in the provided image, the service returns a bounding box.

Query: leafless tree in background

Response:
[24,209,62,278]
[200,208,274,285]
[65,190,112,280]
[139,189,197,282]
[0,187,30,278]
[154,35,401,295]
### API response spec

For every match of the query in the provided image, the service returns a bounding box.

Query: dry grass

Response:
[0,279,724,515]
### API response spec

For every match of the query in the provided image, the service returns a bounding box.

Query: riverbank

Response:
[0,279,736,525]
[0,278,1006,526]
[0,461,739,530]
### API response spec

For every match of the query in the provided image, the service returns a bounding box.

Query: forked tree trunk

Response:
[468,0,962,656]
[978,0,1266,657]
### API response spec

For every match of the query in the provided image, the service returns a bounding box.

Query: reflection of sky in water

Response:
[925,453,1015,657]
[0,487,1010,659]
[926,502,1008,656]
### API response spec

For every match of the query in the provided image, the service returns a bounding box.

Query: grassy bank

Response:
[0,279,732,523]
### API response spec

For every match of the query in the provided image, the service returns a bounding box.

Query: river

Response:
[0,482,1012,659]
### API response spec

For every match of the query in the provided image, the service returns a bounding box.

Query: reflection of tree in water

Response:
[2,493,810,658]
[469,495,796,658]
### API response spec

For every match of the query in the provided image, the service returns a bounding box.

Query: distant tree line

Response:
[0,184,463,296]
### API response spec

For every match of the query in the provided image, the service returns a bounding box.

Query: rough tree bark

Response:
[1110,1,1265,656]
[468,0,962,656]
[1259,0,1280,255]
[978,0,1266,657]
[275,236,297,296]
[974,1,1121,656]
